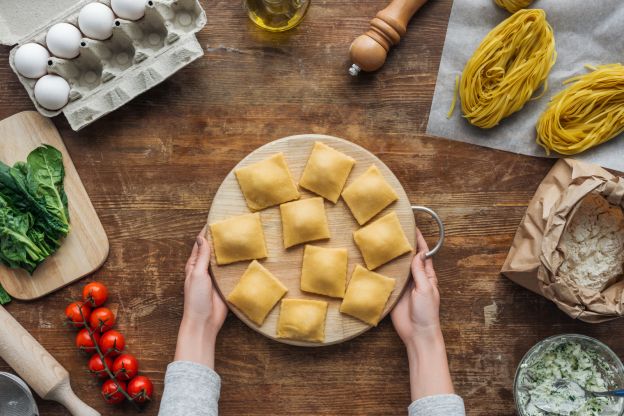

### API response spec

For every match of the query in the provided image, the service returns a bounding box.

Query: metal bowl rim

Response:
[513,333,624,416]
[0,371,38,412]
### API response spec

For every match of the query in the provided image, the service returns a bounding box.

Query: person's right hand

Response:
[391,229,455,401]
[391,228,441,349]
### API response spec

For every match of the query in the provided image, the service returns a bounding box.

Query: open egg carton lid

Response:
[0,0,206,131]
[0,0,83,46]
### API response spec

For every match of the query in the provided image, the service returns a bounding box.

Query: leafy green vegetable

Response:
[0,284,10,304]
[25,146,69,230]
[0,146,69,273]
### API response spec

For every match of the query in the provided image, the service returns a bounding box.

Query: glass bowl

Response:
[514,334,624,416]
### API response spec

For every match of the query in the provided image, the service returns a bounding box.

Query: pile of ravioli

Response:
[209,142,413,343]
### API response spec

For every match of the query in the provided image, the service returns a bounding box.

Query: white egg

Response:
[46,23,82,59]
[34,75,70,111]
[111,0,147,21]
[14,43,50,79]
[79,3,115,40]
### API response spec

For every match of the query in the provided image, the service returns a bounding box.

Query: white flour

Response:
[559,193,624,291]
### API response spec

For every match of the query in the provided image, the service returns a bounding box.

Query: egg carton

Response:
[0,0,206,131]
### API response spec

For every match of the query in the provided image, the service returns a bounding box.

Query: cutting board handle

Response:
[47,378,101,416]
[411,205,445,258]
[0,306,101,416]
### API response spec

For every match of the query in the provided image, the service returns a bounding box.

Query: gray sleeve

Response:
[408,394,466,416]
[158,361,221,416]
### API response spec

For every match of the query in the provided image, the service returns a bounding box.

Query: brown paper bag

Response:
[501,159,624,323]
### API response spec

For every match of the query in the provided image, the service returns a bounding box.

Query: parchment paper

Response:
[427,0,624,171]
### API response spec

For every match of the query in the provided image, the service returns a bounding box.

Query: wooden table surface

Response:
[1,1,622,415]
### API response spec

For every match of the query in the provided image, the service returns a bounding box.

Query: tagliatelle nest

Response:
[459,9,556,129]
[536,64,624,155]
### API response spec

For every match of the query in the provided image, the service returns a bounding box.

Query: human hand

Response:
[391,228,442,350]
[175,227,228,368]
[182,227,228,335]
[391,229,454,400]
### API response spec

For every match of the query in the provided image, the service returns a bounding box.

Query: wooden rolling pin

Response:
[349,0,429,76]
[0,305,100,416]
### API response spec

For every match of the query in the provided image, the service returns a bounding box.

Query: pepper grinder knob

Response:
[349,0,429,76]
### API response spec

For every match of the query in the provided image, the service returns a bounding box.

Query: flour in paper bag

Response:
[558,193,624,292]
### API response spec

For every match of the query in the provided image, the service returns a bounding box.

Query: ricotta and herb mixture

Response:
[517,340,621,416]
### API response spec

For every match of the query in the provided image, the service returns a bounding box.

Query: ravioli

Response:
[353,211,412,270]
[235,153,300,211]
[341,165,399,225]
[280,197,331,248]
[209,213,268,265]
[299,141,356,203]
[300,245,348,298]
[226,260,288,326]
[339,265,395,326]
[276,298,328,343]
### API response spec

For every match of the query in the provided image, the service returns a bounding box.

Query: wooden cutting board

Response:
[207,134,416,346]
[0,111,108,300]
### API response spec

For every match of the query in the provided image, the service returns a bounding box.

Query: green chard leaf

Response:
[0,195,47,273]
[0,284,10,304]
[0,161,30,211]
[25,145,70,229]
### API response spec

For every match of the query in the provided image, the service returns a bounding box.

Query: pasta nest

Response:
[459,9,556,129]
[537,64,624,155]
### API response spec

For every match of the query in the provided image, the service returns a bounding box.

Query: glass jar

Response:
[244,0,310,32]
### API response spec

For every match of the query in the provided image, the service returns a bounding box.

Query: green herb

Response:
[0,283,10,304]
[0,146,69,273]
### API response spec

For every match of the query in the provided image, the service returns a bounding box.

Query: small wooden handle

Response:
[0,306,100,416]
[349,0,429,74]
[47,378,101,416]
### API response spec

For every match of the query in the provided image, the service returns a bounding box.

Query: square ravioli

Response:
[299,142,356,203]
[226,260,288,326]
[235,153,300,211]
[280,197,331,248]
[209,213,268,265]
[342,165,399,225]
[340,265,395,326]
[301,245,348,298]
[353,211,413,270]
[277,298,328,343]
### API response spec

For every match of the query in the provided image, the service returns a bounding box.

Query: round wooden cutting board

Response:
[207,134,416,346]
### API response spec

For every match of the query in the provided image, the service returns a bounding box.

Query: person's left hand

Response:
[182,228,228,335]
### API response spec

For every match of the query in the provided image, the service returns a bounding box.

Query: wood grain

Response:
[207,134,416,346]
[2,1,624,416]
[0,112,109,300]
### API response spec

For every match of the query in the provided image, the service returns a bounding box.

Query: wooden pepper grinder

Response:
[349,0,429,76]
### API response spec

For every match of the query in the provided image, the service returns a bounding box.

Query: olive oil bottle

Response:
[244,0,310,32]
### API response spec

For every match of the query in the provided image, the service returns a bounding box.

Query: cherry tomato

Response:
[101,379,127,405]
[99,330,125,357]
[89,307,115,333]
[65,302,91,328]
[75,328,100,353]
[88,354,113,379]
[127,376,153,404]
[112,353,139,381]
[83,282,108,307]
